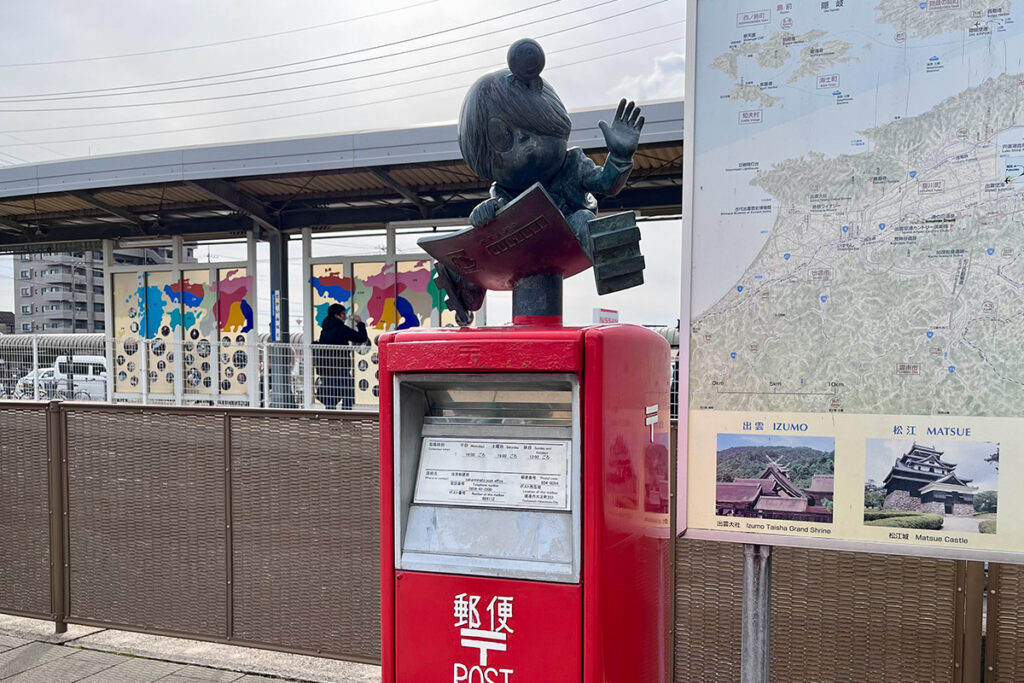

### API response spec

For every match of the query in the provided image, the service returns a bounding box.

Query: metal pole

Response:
[262,342,270,409]
[140,339,149,406]
[268,228,295,408]
[32,334,39,400]
[301,229,314,410]
[246,232,259,409]
[172,236,184,407]
[102,240,115,404]
[210,328,220,407]
[741,543,772,683]
[45,401,67,633]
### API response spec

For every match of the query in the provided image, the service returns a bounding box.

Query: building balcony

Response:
[40,272,82,285]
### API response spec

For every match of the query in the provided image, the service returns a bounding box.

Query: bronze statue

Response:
[420,38,646,324]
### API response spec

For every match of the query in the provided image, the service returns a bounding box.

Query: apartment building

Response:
[13,247,182,334]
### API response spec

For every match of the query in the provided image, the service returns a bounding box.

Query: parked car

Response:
[52,355,107,400]
[14,367,55,398]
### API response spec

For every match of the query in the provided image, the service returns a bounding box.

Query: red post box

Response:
[379,323,671,682]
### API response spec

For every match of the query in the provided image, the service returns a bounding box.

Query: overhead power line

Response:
[0,0,663,116]
[0,0,568,103]
[0,19,683,137]
[0,0,442,68]
[0,36,681,149]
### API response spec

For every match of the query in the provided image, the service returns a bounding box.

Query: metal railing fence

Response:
[0,333,682,414]
[0,335,377,411]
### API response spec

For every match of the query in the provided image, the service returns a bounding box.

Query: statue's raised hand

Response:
[598,99,644,161]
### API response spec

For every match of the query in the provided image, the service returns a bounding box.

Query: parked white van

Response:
[52,355,107,400]
[14,367,55,398]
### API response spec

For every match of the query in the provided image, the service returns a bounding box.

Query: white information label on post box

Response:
[414,437,571,510]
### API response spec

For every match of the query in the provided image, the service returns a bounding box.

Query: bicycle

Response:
[54,389,91,401]
[0,383,30,400]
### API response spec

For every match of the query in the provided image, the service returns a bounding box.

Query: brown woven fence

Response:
[0,403,1006,679]
[0,403,53,620]
[57,404,381,662]
[674,540,972,682]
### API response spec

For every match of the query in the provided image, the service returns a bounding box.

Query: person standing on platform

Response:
[316,303,368,409]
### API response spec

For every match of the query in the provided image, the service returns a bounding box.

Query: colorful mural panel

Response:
[112,272,144,394]
[145,271,176,395]
[177,270,215,394]
[214,268,254,397]
[308,258,457,407]
[111,266,254,399]
[395,260,432,329]
[350,262,392,406]
[311,264,353,329]
[398,259,457,328]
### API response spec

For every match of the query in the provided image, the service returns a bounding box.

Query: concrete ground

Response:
[0,615,382,683]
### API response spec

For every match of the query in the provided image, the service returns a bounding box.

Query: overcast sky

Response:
[865,439,1000,493]
[0,0,685,327]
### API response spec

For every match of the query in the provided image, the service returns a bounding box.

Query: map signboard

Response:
[684,0,1024,562]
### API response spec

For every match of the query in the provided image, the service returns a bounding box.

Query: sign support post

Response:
[741,543,771,683]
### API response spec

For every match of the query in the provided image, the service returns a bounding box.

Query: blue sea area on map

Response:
[314,302,331,328]
[142,285,166,338]
[310,277,352,303]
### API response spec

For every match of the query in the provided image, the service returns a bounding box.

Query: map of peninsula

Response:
[690,74,1024,418]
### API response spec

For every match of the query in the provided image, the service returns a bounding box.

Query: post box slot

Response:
[420,423,573,439]
[394,373,581,583]
[423,415,573,427]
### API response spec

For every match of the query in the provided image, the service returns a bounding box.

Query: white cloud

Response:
[612,51,684,102]
[0,0,685,164]
[485,218,682,328]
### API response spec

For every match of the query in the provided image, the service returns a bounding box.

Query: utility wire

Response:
[0,0,567,102]
[0,131,64,158]
[0,36,680,149]
[0,18,682,137]
[0,0,441,69]
[0,0,659,114]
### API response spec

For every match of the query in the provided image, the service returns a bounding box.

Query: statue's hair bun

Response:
[507,38,545,82]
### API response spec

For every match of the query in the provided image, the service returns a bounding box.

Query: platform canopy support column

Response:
[267,226,294,408]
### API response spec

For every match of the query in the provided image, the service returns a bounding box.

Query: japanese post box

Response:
[379,323,672,683]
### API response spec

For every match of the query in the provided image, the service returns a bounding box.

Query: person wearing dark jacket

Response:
[317,303,369,409]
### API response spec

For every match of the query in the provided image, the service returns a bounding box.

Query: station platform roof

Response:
[0,99,682,250]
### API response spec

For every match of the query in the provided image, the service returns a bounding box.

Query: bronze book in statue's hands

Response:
[418,183,592,292]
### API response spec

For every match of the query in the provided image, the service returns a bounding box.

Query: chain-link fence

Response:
[0,335,378,410]
[0,336,104,401]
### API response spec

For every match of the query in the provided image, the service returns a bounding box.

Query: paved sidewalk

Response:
[0,616,382,683]
[0,637,279,682]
